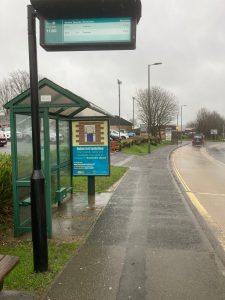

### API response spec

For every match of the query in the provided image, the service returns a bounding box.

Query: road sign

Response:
[40,17,136,51]
[210,129,218,135]
[140,124,147,133]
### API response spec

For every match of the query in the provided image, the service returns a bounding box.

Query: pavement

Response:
[3,145,225,299]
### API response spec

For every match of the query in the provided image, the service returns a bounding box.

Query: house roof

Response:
[110,115,132,126]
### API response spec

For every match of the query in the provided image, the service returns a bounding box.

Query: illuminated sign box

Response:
[40,17,136,51]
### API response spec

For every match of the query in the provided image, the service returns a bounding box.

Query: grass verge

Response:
[122,140,172,156]
[73,165,128,192]
[0,166,127,293]
[0,239,79,293]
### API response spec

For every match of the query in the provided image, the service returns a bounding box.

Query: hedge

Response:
[0,154,12,224]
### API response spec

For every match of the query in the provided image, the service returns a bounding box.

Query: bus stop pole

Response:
[88,176,95,209]
[27,5,48,272]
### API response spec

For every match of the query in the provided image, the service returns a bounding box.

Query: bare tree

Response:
[0,70,44,124]
[136,86,178,138]
[8,70,30,96]
[194,108,225,138]
[0,70,31,108]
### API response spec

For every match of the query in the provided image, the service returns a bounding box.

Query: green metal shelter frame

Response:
[4,78,110,238]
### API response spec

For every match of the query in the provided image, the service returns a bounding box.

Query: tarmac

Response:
[2,145,225,299]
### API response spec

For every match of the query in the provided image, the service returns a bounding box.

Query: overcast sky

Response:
[1,0,225,125]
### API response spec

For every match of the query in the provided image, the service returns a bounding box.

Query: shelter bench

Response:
[0,255,19,291]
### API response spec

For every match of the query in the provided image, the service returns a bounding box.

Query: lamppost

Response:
[148,62,162,153]
[117,79,122,139]
[180,105,187,143]
[132,96,135,130]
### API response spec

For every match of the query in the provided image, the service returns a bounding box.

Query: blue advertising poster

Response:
[72,121,109,176]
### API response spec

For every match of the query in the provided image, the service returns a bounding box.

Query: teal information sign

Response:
[72,120,110,176]
[72,146,109,176]
[40,17,135,51]
[45,18,131,44]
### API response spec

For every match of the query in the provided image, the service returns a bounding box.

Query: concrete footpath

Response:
[41,145,225,300]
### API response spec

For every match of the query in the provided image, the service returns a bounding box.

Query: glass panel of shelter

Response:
[13,113,72,236]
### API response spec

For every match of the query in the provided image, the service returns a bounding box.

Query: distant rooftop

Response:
[110,115,132,126]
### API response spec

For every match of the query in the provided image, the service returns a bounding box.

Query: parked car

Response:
[16,130,23,139]
[0,131,7,147]
[49,130,64,143]
[0,127,23,140]
[110,129,129,140]
[192,134,204,146]
[1,127,11,140]
[110,129,120,140]
[128,132,136,138]
[23,127,63,143]
[119,130,129,139]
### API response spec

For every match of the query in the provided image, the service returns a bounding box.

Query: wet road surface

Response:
[172,143,225,234]
[206,142,225,164]
[45,145,225,300]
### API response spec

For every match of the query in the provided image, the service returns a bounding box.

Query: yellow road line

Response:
[187,191,214,222]
[171,154,190,192]
[172,152,225,250]
[197,192,225,197]
[187,192,225,250]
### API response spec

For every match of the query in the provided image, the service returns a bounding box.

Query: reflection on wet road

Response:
[206,142,225,164]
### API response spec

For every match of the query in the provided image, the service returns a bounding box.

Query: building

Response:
[109,115,132,132]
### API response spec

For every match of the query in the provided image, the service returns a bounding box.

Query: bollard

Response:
[88,176,95,210]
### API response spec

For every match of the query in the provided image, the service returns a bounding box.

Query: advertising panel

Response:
[72,120,109,176]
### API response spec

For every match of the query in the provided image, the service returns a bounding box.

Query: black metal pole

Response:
[181,106,183,144]
[27,5,48,272]
[118,80,121,139]
[148,65,151,153]
[88,176,95,209]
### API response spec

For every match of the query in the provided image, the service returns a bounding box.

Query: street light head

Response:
[117,79,122,85]
[148,62,162,68]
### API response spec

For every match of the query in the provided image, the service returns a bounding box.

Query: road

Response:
[172,142,225,262]
[206,142,225,164]
[0,141,11,154]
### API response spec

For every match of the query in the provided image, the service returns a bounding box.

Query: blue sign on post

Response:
[72,120,110,176]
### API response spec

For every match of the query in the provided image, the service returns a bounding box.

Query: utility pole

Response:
[132,97,135,130]
[117,79,122,139]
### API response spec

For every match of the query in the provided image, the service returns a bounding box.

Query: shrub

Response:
[0,154,12,224]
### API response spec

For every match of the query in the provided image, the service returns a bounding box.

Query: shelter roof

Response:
[4,78,111,119]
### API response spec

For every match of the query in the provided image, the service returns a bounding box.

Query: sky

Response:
[0,0,225,126]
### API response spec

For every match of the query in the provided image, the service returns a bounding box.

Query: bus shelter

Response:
[4,78,110,237]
